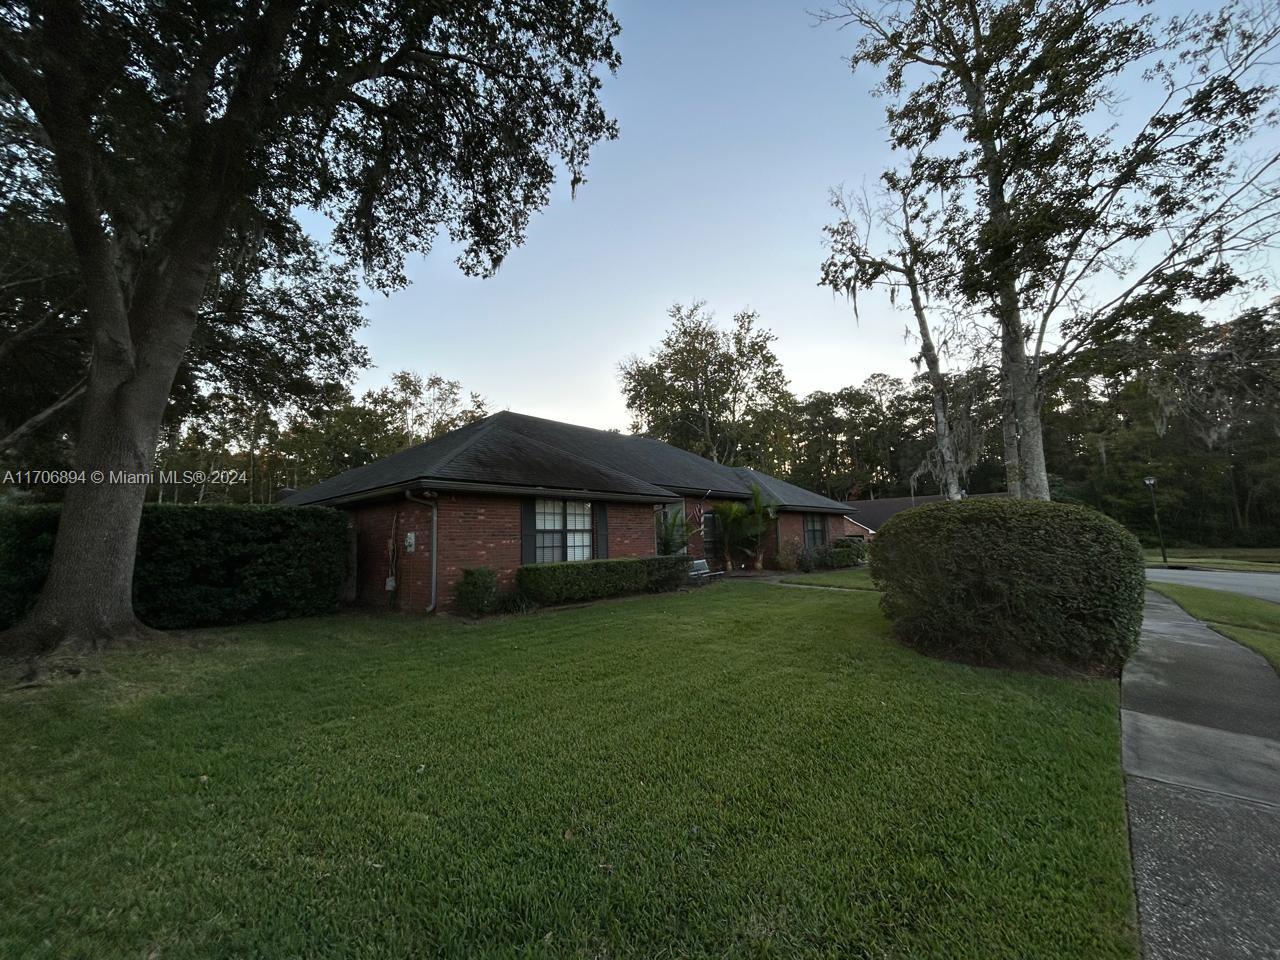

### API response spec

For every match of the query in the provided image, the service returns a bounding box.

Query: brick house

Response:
[284,412,855,612]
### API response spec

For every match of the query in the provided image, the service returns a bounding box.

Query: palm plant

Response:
[713,485,776,571]
[656,509,689,556]
[712,501,750,570]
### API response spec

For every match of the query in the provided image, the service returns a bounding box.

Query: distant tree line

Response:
[621,300,1280,547]
[150,370,490,505]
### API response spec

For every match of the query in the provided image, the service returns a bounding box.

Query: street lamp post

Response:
[1143,476,1168,567]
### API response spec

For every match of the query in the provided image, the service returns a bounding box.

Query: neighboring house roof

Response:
[284,411,852,513]
[842,491,1008,532]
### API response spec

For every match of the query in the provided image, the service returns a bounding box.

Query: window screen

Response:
[534,498,593,563]
[566,500,592,561]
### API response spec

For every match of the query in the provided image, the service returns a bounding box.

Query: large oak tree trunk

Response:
[0,0,281,672]
[4,315,194,660]
[1,197,211,666]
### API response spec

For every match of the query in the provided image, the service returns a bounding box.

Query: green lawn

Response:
[1148,582,1280,676]
[778,566,876,590]
[1144,547,1280,573]
[0,583,1136,959]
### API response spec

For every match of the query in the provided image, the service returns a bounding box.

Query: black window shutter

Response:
[520,499,536,564]
[593,502,608,559]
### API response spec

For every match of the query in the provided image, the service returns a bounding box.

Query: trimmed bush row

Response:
[514,555,691,607]
[782,535,867,573]
[869,498,1145,672]
[814,536,867,570]
[0,504,350,630]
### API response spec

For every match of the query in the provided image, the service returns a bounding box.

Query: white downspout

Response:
[405,489,439,613]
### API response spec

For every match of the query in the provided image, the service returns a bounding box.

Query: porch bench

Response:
[688,559,724,584]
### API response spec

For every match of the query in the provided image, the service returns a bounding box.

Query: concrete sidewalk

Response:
[1123,592,1280,959]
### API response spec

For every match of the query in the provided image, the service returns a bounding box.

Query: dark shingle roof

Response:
[284,411,852,513]
[491,414,750,496]
[733,467,855,514]
[432,425,676,498]
[843,492,1009,532]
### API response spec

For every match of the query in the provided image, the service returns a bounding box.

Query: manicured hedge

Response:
[516,555,691,606]
[0,505,58,629]
[869,498,1145,672]
[0,503,350,629]
[823,546,864,568]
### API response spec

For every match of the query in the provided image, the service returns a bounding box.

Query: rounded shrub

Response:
[869,498,1145,672]
[456,567,500,617]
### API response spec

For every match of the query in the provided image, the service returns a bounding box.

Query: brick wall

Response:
[838,516,873,540]
[435,493,523,608]
[348,499,437,611]
[346,492,662,613]
[608,502,658,558]
[827,513,844,542]
[771,512,850,566]
[773,512,804,564]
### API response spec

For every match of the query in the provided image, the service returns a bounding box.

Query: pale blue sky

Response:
[342,0,904,429]
[333,0,1271,430]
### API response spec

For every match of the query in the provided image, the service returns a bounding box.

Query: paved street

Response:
[1123,592,1280,959]
[1145,567,1280,603]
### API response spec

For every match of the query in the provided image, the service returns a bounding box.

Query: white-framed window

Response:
[566,499,592,562]
[535,498,593,563]
[803,513,827,550]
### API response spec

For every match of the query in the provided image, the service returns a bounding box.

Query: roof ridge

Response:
[424,413,504,478]
[732,464,778,488]
[493,409,636,439]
